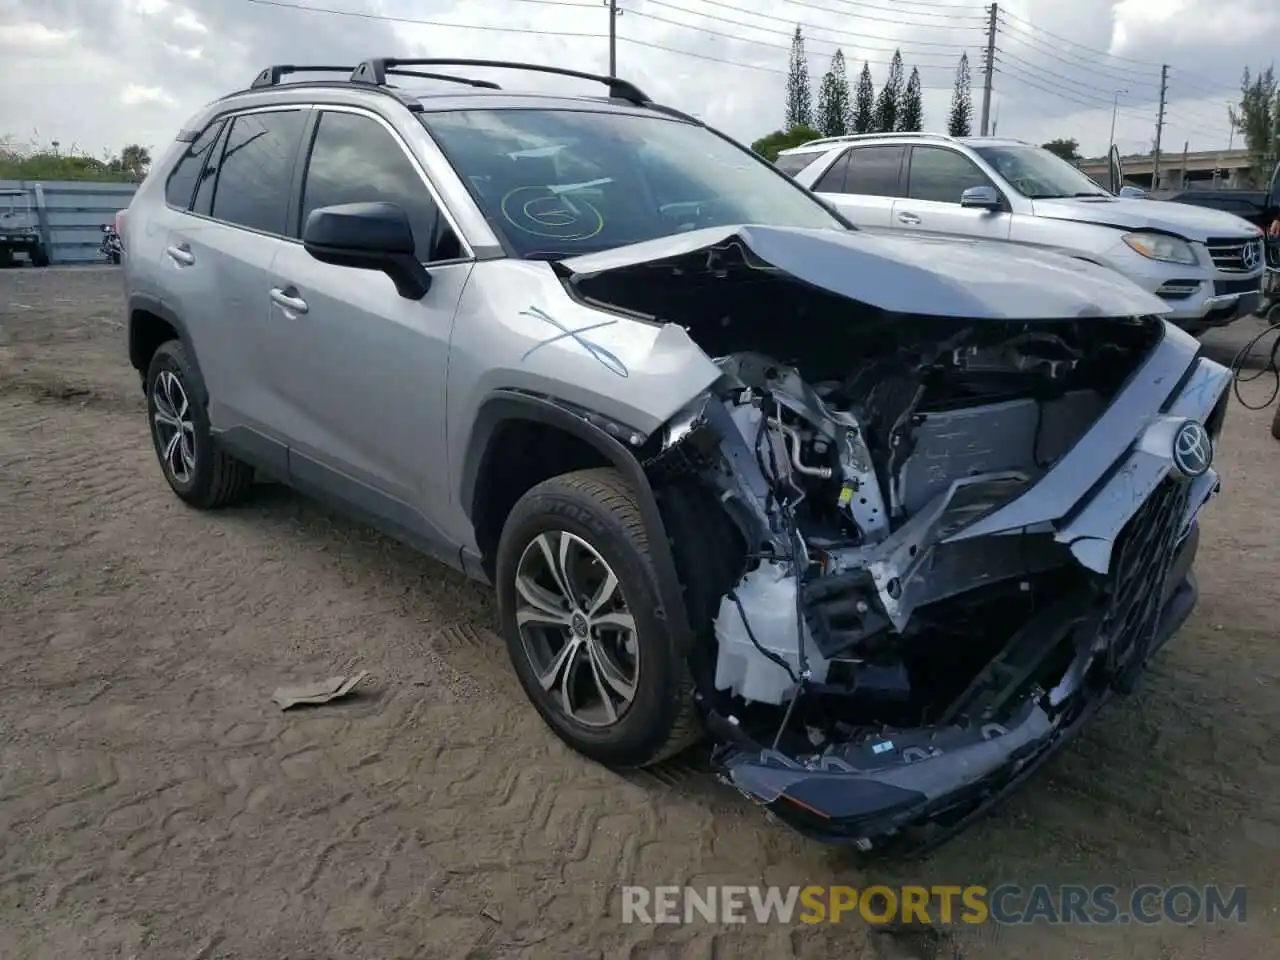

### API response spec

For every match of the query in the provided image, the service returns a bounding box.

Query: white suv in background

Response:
[778,133,1268,337]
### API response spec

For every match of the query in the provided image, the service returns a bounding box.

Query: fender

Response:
[127,293,210,406]
[461,389,694,655]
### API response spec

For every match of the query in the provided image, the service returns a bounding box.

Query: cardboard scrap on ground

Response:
[272,670,369,710]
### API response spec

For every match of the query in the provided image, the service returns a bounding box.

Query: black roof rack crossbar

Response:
[251,65,357,89]
[384,69,501,90]
[350,59,651,104]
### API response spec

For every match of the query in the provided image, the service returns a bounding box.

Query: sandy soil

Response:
[2,264,1279,959]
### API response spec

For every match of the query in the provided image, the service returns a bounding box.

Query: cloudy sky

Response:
[0,0,1273,163]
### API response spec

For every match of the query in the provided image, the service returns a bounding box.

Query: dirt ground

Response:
[1,265,1279,960]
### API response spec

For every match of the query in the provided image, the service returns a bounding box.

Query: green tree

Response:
[113,144,152,182]
[785,27,813,130]
[852,62,875,134]
[1228,66,1279,188]
[873,50,904,133]
[1042,138,1081,162]
[948,53,973,137]
[751,124,824,162]
[816,50,851,137]
[897,67,923,132]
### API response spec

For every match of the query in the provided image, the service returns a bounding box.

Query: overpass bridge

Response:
[1078,148,1255,190]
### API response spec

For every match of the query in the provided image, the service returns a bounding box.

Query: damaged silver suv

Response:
[120,59,1230,851]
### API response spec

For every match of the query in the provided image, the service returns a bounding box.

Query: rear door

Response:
[814,144,905,228]
[265,106,472,546]
[892,145,1013,240]
[161,107,309,440]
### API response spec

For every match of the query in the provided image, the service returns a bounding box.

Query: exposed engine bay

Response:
[638,309,1170,760]
[557,225,1227,847]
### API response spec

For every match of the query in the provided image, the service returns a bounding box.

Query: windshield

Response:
[973,144,1112,200]
[420,109,846,258]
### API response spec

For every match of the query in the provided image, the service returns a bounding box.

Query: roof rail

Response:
[349,58,651,105]
[796,131,957,149]
[249,63,499,91]
[251,65,357,89]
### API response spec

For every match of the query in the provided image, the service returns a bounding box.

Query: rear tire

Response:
[29,244,49,267]
[495,468,700,768]
[146,340,254,508]
[1270,401,1280,441]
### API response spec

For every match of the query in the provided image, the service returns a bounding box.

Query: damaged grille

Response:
[1099,477,1191,691]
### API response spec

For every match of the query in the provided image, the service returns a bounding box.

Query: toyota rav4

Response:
[120,59,1229,851]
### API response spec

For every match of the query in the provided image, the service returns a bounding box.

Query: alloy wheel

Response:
[152,370,196,484]
[514,530,639,727]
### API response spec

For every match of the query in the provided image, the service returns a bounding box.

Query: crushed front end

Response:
[563,226,1230,850]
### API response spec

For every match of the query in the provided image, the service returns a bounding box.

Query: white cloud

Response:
[120,83,174,106]
[0,21,76,50]
[0,0,1270,161]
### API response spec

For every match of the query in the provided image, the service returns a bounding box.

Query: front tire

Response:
[146,340,254,508]
[495,468,700,768]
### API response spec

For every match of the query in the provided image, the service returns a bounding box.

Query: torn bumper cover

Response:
[560,222,1228,849]
[709,525,1199,849]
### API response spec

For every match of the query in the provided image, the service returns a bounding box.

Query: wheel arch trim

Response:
[127,293,209,405]
[461,389,693,654]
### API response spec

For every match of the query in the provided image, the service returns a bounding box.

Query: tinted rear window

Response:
[165,121,225,209]
[774,153,819,177]
[209,110,307,235]
[843,146,906,197]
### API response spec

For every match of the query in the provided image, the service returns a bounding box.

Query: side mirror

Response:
[960,185,1002,210]
[302,201,432,300]
[1118,186,1147,199]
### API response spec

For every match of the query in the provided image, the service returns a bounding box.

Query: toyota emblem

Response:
[1241,239,1261,271]
[1171,420,1212,479]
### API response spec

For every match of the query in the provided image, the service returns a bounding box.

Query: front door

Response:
[892,145,1013,240]
[265,107,472,550]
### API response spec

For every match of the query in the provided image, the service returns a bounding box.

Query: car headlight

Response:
[1122,232,1199,266]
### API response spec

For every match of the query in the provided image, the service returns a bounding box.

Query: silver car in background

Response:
[778,133,1267,337]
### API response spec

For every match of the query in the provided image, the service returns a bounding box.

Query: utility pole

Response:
[1108,89,1127,152]
[1180,140,1189,189]
[979,3,998,136]
[606,0,619,77]
[1152,64,1168,190]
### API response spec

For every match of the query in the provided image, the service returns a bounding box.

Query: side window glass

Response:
[813,151,851,193]
[774,153,816,178]
[301,111,460,263]
[191,123,230,216]
[209,110,307,235]
[843,146,906,198]
[907,147,993,204]
[165,121,225,210]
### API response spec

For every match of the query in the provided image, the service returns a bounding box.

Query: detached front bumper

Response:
[710,524,1200,852]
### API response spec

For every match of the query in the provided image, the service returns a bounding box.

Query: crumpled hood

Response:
[560,224,1171,320]
[1031,196,1262,241]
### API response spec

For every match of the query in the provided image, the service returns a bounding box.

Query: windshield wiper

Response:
[1070,191,1111,198]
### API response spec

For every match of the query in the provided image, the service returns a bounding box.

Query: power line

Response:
[996,50,1155,116]
[242,0,605,37]
[633,1,977,60]
[648,0,983,50]
[996,18,1157,86]
[816,0,985,16]
[720,0,987,28]
[998,8,1227,93]
[996,61,1147,115]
